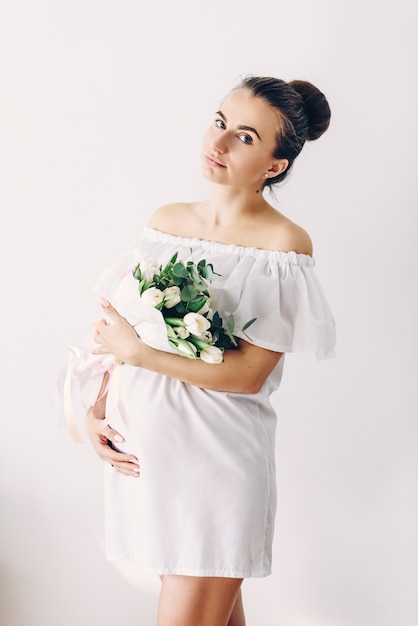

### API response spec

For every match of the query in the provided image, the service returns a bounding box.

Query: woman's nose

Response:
[211,134,228,154]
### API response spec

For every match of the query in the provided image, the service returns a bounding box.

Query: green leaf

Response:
[227,314,235,333]
[164,317,186,327]
[133,263,142,281]
[139,278,148,294]
[170,301,187,317]
[171,339,197,359]
[161,253,177,275]
[211,311,223,329]
[188,336,211,350]
[200,263,215,281]
[171,274,183,286]
[187,296,208,312]
[242,317,257,331]
[165,324,177,339]
[228,335,239,348]
[188,265,202,286]
[181,285,199,302]
[172,262,188,278]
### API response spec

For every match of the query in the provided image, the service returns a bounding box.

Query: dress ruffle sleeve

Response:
[216,249,336,360]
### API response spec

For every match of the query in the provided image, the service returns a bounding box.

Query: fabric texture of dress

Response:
[94,226,336,578]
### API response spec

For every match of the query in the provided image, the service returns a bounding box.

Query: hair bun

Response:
[289,80,331,141]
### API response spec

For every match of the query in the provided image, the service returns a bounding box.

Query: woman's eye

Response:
[238,134,253,145]
[215,118,226,129]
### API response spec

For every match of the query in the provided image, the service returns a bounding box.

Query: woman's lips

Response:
[205,155,226,168]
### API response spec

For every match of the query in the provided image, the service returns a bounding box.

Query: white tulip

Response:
[140,286,164,307]
[200,330,213,343]
[163,286,181,308]
[140,257,160,282]
[174,326,190,339]
[200,346,224,364]
[183,312,211,337]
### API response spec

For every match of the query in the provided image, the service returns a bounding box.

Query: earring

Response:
[264,173,269,178]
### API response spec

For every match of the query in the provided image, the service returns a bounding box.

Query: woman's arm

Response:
[93,299,282,394]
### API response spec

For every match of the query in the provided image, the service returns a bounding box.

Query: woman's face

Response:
[201,88,285,189]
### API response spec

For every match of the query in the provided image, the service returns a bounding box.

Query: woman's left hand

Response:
[85,408,140,477]
[93,297,142,364]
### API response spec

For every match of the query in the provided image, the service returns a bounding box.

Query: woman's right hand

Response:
[85,409,141,477]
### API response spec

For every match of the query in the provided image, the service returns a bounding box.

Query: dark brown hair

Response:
[237,76,331,186]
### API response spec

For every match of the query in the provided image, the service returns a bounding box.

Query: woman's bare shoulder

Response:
[147,202,187,227]
[259,207,313,256]
[147,202,197,233]
[273,219,313,256]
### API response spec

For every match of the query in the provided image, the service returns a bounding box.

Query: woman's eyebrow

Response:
[215,110,262,141]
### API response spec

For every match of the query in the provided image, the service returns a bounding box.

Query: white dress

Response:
[94,226,336,578]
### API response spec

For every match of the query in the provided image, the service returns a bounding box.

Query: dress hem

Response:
[106,552,271,579]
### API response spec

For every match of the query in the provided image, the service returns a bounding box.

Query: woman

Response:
[84,76,336,625]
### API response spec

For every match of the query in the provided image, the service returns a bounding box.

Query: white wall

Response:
[1,1,417,625]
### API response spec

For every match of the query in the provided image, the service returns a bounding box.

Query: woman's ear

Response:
[268,159,289,177]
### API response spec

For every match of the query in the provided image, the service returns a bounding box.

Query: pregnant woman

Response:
[81,76,336,626]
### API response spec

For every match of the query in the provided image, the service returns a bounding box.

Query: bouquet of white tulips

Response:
[133,252,256,364]
[63,250,257,442]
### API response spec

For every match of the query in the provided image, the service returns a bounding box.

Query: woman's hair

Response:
[237,76,331,186]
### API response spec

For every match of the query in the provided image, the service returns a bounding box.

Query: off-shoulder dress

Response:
[95,226,336,578]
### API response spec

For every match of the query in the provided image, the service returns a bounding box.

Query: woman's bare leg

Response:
[157,575,243,626]
[227,588,246,626]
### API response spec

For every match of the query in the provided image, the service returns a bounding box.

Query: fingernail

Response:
[132,466,140,473]
[113,434,124,442]
[100,296,110,307]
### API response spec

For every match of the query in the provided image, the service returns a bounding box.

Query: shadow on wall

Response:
[0,489,158,626]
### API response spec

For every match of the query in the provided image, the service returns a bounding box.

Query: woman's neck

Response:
[203,184,271,229]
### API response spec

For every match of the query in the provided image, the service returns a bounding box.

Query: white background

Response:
[1,1,417,625]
